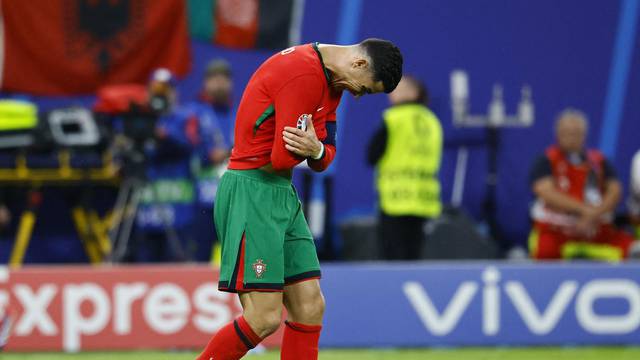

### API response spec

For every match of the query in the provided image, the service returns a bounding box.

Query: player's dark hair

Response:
[359,38,403,93]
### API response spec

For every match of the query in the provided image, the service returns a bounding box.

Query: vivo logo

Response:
[403,267,640,336]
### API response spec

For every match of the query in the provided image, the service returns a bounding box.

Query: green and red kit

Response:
[217,43,341,292]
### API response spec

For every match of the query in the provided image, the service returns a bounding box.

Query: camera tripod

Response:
[108,146,187,263]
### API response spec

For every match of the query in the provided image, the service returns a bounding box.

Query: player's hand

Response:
[283,120,322,158]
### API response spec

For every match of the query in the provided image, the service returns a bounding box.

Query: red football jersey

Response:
[228,43,342,172]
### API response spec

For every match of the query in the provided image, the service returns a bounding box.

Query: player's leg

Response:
[283,279,325,324]
[239,291,284,337]
[197,170,289,360]
[280,200,323,360]
[282,279,324,360]
[196,291,282,360]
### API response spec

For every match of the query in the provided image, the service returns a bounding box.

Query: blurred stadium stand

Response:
[1,0,639,264]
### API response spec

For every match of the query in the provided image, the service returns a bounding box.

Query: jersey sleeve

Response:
[271,74,324,170]
[307,120,336,172]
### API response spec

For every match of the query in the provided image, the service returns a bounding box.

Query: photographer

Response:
[198,58,236,148]
[132,68,201,262]
[187,59,236,262]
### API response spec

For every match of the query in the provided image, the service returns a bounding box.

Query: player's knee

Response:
[298,293,325,323]
[255,309,282,337]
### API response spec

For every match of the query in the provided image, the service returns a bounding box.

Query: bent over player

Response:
[197,38,402,360]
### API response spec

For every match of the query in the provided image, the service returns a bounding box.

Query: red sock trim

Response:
[285,320,322,333]
[236,316,262,347]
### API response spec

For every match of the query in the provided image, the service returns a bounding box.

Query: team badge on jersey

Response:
[252,259,267,279]
[297,114,312,131]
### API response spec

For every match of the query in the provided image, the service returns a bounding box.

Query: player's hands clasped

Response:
[283,120,323,158]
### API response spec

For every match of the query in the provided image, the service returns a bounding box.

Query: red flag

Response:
[214,0,259,49]
[0,0,191,95]
[188,0,302,50]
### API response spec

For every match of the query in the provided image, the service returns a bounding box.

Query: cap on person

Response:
[205,59,232,78]
[149,68,177,87]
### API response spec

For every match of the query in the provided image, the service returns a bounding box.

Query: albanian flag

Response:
[0,0,191,95]
[188,0,304,50]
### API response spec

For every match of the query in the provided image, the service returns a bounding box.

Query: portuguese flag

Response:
[188,0,304,50]
[0,0,190,95]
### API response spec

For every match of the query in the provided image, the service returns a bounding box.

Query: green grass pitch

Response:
[3,347,640,360]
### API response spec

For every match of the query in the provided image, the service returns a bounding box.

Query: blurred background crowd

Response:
[1,0,639,266]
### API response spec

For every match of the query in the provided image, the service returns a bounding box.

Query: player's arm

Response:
[306,120,336,172]
[271,74,323,170]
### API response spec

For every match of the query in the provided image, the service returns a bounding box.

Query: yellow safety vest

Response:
[377,103,443,218]
[0,100,38,131]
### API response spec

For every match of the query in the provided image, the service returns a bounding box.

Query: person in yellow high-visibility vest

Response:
[367,75,443,260]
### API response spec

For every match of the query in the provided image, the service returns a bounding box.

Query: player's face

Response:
[341,60,385,98]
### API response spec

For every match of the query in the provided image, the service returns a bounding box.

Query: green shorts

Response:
[215,169,321,292]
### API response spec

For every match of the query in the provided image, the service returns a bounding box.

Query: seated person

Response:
[529,108,636,260]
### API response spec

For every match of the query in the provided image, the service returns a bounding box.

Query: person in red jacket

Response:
[197,39,402,360]
[529,108,637,260]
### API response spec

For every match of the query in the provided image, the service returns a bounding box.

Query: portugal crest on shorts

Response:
[252,259,267,279]
[297,114,312,131]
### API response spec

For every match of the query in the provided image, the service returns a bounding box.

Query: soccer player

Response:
[196,38,402,360]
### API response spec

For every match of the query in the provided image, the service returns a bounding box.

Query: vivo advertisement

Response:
[1,263,640,351]
[321,263,640,347]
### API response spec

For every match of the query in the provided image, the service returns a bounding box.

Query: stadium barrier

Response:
[1,262,639,351]
[0,265,282,352]
[320,262,640,347]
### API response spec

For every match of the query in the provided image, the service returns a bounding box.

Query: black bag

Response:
[423,206,500,259]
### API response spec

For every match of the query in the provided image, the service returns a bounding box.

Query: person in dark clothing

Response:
[190,59,235,263]
[367,75,443,260]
